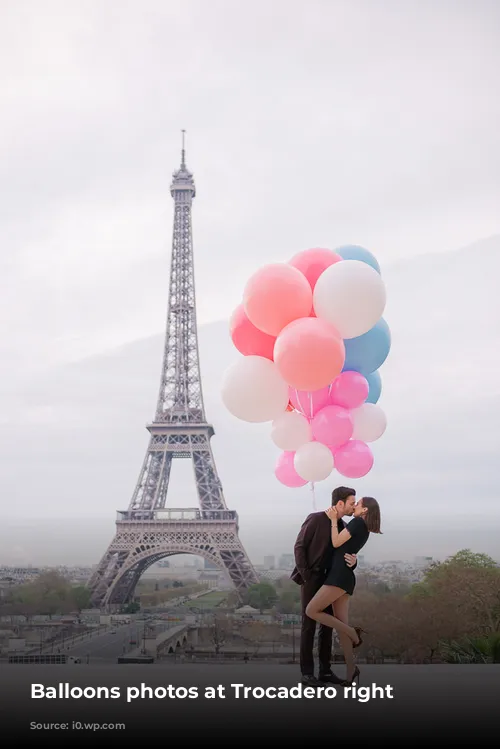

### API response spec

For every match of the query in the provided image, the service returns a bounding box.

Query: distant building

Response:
[414,556,433,567]
[278,554,294,570]
[0,567,40,583]
[263,556,275,569]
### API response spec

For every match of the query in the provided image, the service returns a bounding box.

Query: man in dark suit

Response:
[291,486,358,686]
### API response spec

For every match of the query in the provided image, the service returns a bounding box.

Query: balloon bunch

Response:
[221,245,391,491]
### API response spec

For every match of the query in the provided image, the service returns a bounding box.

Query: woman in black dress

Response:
[305,496,382,684]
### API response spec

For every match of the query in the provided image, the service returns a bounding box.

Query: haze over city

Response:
[1,0,499,567]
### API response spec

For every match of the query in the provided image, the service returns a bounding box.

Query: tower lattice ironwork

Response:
[88,137,259,608]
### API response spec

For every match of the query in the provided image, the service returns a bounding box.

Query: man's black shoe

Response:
[301,674,323,686]
[319,671,346,685]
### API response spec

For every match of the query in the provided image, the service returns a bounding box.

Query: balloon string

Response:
[308,393,315,509]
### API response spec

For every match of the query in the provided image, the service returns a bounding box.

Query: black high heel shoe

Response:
[353,627,367,649]
[346,666,360,685]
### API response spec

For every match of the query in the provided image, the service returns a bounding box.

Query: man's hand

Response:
[344,553,357,568]
[325,506,337,522]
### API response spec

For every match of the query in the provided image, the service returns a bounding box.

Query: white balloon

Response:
[313,259,386,339]
[271,410,312,451]
[351,403,387,442]
[221,355,289,423]
[294,441,334,482]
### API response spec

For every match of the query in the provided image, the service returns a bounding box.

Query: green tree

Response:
[244,582,278,613]
[444,550,498,569]
[441,633,500,664]
[123,601,140,614]
[409,549,500,637]
[411,549,499,599]
[71,586,91,613]
[12,571,74,618]
[423,550,497,582]
[276,589,300,615]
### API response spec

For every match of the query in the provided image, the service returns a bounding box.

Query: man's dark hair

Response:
[331,486,356,506]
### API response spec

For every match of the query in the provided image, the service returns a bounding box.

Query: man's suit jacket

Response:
[290,511,356,585]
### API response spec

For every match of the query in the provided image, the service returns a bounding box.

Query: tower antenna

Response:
[181,129,186,167]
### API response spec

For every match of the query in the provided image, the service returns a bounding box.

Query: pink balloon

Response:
[311,405,353,449]
[329,371,369,409]
[334,440,374,478]
[288,385,331,418]
[289,247,342,290]
[275,451,308,488]
[229,304,276,360]
[274,317,345,391]
[243,263,313,337]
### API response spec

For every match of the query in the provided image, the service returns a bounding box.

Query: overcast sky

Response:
[0,0,499,567]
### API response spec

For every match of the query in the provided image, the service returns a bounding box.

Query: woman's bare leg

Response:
[333,594,356,681]
[305,586,359,643]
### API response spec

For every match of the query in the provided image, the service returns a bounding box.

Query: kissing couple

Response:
[291,486,381,686]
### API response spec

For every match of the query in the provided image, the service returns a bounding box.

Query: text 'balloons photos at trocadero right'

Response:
[220,244,391,495]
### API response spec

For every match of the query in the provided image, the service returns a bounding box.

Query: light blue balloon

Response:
[335,244,381,274]
[366,370,382,404]
[343,318,391,376]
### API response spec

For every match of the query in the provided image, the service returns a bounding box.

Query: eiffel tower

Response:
[88,135,259,608]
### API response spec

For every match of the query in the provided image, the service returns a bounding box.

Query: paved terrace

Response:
[1,663,497,739]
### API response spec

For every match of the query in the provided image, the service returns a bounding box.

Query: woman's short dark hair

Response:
[331,486,356,506]
[362,496,382,533]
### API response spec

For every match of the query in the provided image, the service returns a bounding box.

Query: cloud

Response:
[0,237,499,565]
[1,1,500,368]
[0,1,499,564]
